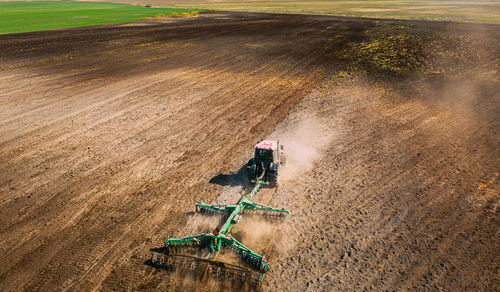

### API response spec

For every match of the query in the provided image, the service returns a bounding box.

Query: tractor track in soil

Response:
[0,11,498,291]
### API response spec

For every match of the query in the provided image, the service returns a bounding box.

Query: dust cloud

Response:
[271,116,333,182]
[233,219,293,257]
[183,213,222,235]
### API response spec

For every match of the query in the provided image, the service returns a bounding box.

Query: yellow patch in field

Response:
[235,54,252,61]
[245,43,265,49]
[140,55,170,63]
[156,11,199,18]
[136,41,161,47]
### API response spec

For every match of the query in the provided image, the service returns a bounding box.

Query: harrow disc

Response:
[240,209,289,220]
[197,206,226,216]
[150,253,264,287]
[165,241,206,258]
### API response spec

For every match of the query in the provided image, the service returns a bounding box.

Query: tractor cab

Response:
[247,139,286,187]
[254,140,279,162]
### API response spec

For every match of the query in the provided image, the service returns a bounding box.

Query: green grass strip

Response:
[0,1,202,35]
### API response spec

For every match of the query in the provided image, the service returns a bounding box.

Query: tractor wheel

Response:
[247,164,256,182]
[269,174,279,188]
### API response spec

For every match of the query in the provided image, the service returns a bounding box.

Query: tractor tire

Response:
[247,160,256,183]
[269,173,279,188]
[247,165,256,182]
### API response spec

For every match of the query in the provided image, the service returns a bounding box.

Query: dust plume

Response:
[233,219,293,257]
[271,116,333,182]
[183,213,222,235]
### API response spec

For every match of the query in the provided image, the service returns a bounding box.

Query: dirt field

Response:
[0,11,499,291]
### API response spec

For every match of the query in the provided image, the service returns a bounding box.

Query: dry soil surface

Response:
[0,11,498,292]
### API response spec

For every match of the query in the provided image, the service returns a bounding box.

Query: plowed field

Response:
[0,11,498,291]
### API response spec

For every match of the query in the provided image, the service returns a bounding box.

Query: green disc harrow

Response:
[150,178,290,286]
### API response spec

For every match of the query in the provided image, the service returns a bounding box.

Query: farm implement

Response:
[150,140,289,286]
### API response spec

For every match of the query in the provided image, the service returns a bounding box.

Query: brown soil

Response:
[0,11,498,291]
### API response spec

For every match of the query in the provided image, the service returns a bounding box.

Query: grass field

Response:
[0,1,201,34]
[157,0,500,24]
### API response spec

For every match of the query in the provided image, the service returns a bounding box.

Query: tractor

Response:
[247,139,286,187]
[150,139,290,287]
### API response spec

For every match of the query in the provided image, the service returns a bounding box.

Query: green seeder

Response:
[151,179,290,285]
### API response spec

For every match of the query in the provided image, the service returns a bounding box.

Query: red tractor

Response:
[247,140,286,187]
